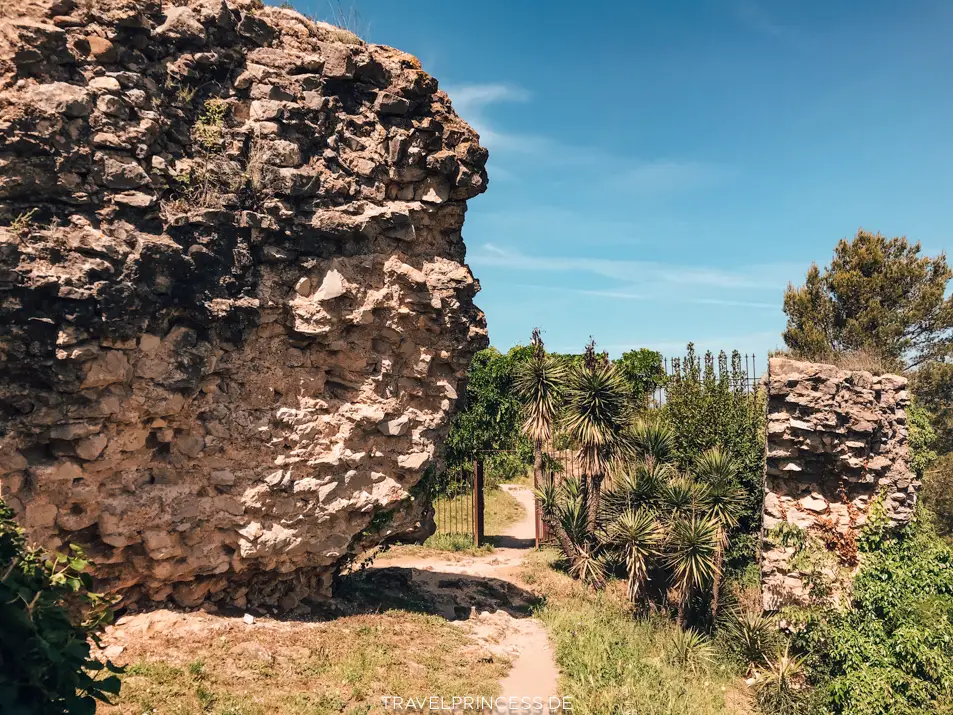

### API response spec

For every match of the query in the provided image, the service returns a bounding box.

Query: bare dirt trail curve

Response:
[377,485,562,713]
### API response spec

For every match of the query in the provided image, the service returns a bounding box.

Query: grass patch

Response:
[422,532,494,553]
[100,611,507,714]
[385,487,528,559]
[484,488,525,536]
[432,487,525,537]
[523,550,754,715]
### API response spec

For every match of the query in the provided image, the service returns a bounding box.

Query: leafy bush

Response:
[908,402,938,477]
[662,344,766,571]
[793,512,953,715]
[437,345,534,494]
[912,360,953,453]
[616,348,667,406]
[0,499,120,714]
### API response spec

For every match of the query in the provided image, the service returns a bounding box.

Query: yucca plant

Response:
[695,447,744,621]
[514,328,567,488]
[534,478,579,562]
[604,508,662,603]
[629,417,676,463]
[562,340,632,534]
[601,457,671,519]
[660,475,709,520]
[725,610,779,675]
[666,515,719,627]
[754,645,809,715]
[669,627,715,674]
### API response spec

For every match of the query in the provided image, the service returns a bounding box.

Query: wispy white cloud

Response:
[612,160,723,194]
[472,244,797,291]
[445,83,725,195]
[510,283,780,310]
[733,0,808,48]
[444,83,530,116]
[443,83,539,154]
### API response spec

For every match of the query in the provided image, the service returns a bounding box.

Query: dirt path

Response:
[377,485,561,713]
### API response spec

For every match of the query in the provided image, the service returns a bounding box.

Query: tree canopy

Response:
[783,230,953,369]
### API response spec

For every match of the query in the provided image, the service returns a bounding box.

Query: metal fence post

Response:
[473,459,485,547]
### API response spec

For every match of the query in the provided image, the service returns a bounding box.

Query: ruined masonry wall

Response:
[0,0,488,612]
[761,357,918,610]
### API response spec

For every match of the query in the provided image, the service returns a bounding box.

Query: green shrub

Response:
[793,511,953,715]
[0,499,120,714]
[908,402,938,478]
[616,348,667,406]
[437,346,533,495]
[662,344,766,571]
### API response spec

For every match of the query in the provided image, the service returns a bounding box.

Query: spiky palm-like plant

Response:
[726,610,779,675]
[604,508,662,603]
[535,476,607,587]
[514,329,568,553]
[563,341,632,534]
[754,645,809,715]
[666,515,719,627]
[514,328,566,487]
[601,457,671,520]
[629,417,676,463]
[534,478,579,562]
[660,475,710,521]
[669,627,715,674]
[695,447,744,620]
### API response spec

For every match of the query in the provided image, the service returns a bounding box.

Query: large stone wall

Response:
[0,0,488,611]
[761,357,918,610]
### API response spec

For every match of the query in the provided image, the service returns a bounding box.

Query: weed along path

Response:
[373,484,563,713]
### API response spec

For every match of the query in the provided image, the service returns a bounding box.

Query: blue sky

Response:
[289,0,953,360]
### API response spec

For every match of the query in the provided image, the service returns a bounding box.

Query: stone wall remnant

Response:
[0,0,488,611]
[761,357,917,610]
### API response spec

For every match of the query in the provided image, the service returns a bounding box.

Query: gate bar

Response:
[473,459,485,547]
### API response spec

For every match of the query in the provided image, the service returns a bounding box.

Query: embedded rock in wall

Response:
[761,357,917,610]
[0,0,488,610]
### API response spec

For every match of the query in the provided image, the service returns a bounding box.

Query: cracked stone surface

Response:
[0,0,488,611]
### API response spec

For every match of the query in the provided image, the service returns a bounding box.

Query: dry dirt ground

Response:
[97,485,562,714]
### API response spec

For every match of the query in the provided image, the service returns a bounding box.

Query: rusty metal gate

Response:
[433,460,485,546]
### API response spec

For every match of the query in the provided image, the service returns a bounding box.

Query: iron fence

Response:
[652,352,761,405]
[432,461,485,546]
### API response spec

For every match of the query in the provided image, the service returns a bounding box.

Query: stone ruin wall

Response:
[761,357,918,610]
[0,0,488,612]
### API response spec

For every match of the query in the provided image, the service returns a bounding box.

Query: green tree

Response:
[912,361,953,453]
[783,230,953,368]
[663,344,765,571]
[0,500,121,713]
[616,348,666,407]
[439,344,534,491]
